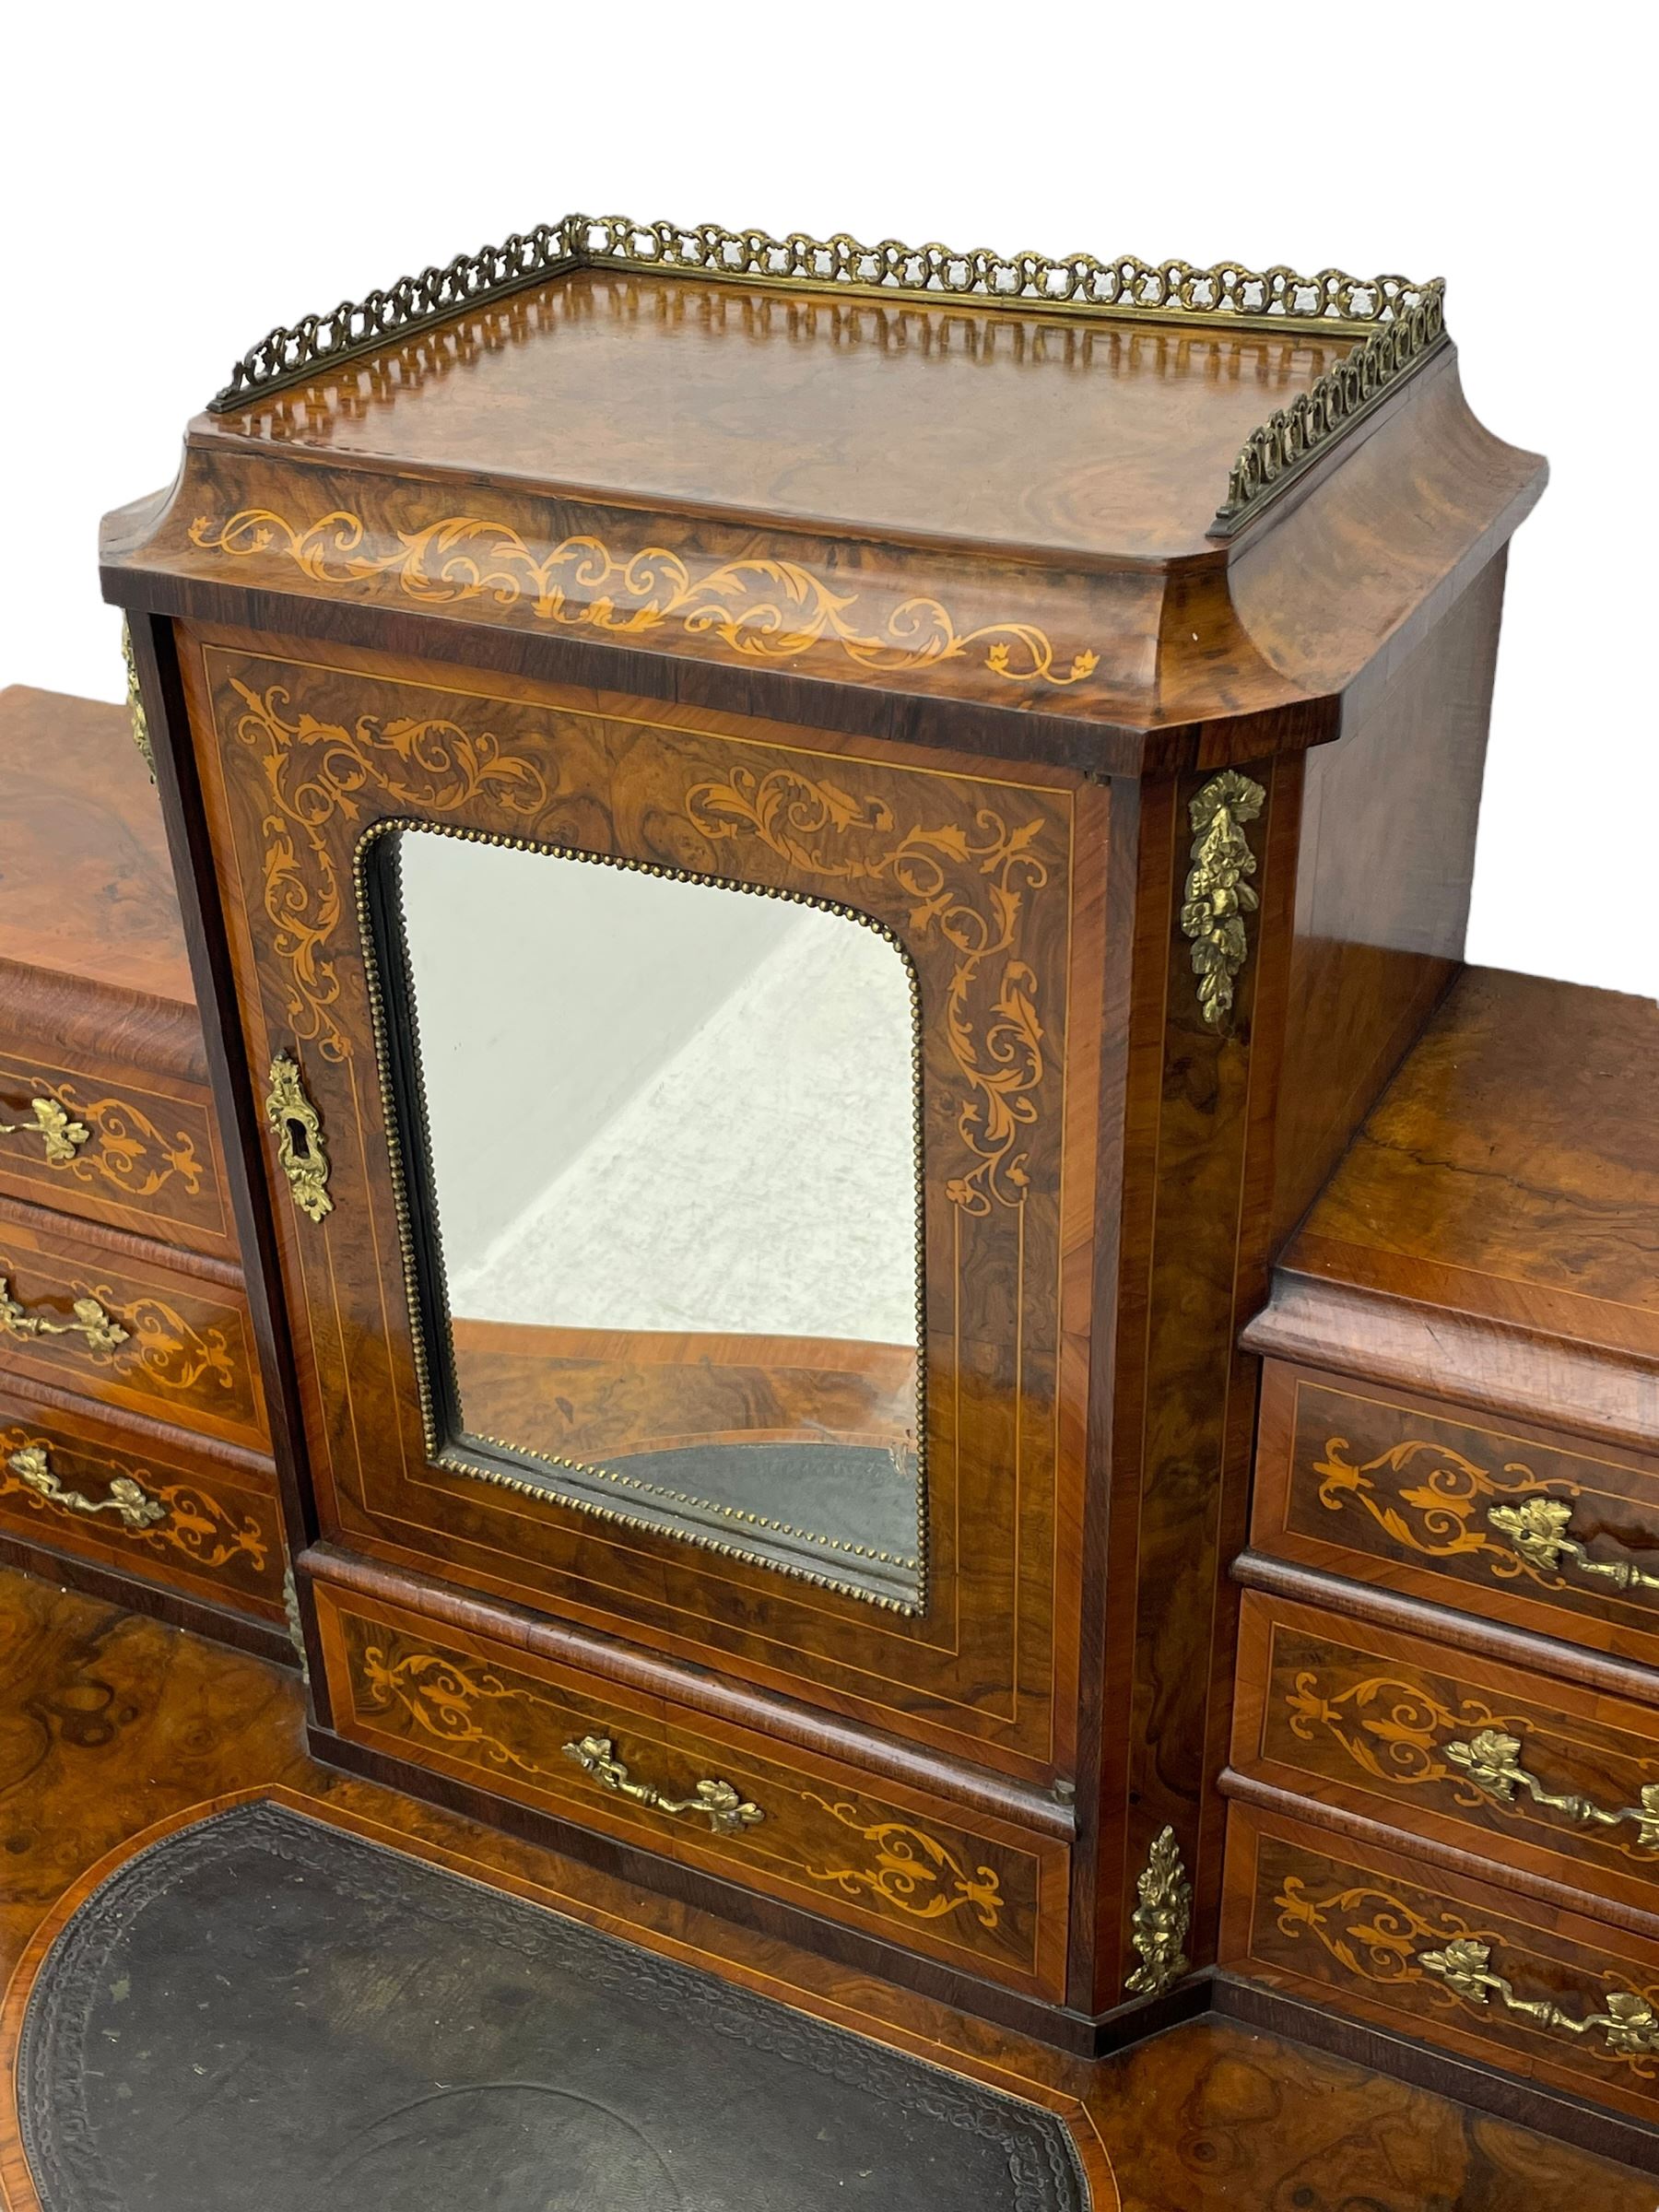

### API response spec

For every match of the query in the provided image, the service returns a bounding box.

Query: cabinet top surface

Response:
[0,686,193,1008]
[199,266,1366,565]
[1284,967,1659,1360]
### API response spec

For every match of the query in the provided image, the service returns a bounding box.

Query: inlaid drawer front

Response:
[316,1585,1067,1997]
[1258,1368,1659,1665]
[0,1218,265,1452]
[0,1407,285,1620]
[0,1053,230,1255]
[1234,1593,1659,1917]
[1223,1810,1659,2122]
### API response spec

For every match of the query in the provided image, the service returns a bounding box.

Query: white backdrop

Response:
[2,6,1648,994]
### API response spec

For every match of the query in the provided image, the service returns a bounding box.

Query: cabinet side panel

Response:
[1271,549,1508,1248]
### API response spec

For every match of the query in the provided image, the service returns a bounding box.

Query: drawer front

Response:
[315,1582,1068,1999]
[0,1211,265,1451]
[1254,1366,1659,1667]
[0,1395,285,1622]
[0,1050,232,1257]
[1232,1591,1659,1919]
[1222,1806,1659,2123]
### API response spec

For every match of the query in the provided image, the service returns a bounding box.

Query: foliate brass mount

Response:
[121,618,155,781]
[1488,1495,1659,1597]
[1418,1936,1659,2059]
[0,1094,89,1164]
[1124,1824,1193,1996]
[264,1051,333,1224]
[1444,1726,1659,1849]
[1180,771,1265,1034]
[0,1277,128,1353]
[6,1441,166,1530]
[562,1733,765,1836]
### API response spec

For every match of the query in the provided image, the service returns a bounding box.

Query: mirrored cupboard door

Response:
[182,632,1109,1783]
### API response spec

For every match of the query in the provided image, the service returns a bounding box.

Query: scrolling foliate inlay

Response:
[1274,1873,1659,2071]
[189,509,1100,690]
[799,1794,1004,1928]
[686,767,1046,1214]
[223,677,549,1062]
[0,1429,272,1577]
[0,1077,204,1204]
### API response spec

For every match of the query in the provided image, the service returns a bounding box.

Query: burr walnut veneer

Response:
[97,217,1546,2066]
[0,687,288,1662]
[1226,970,1659,2158]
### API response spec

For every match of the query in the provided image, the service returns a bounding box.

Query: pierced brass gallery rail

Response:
[6,1441,166,1529]
[0,1095,88,1164]
[264,1051,333,1223]
[1487,1495,1659,1598]
[206,213,1444,536]
[0,1277,128,1353]
[1181,771,1264,1033]
[1418,1936,1659,2059]
[562,1733,765,1836]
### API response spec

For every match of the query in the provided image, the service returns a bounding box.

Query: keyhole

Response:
[286,1117,312,1161]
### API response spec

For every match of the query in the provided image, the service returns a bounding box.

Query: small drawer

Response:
[1221,1805,1659,2124]
[1230,1591,1659,1922]
[0,1205,265,1452]
[1252,1365,1659,1670]
[315,1580,1068,2000]
[0,1391,285,1624]
[0,1050,232,1259]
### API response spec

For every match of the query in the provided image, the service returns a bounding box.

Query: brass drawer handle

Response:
[0,1276,127,1353]
[264,1051,333,1224]
[0,1096,89,1165]
[562,1733,764,1835]
[1487,1497,1659,1598]
[6,1441,167,1529]
[1419,1936,1659,2058]
[1444,1726,1659,1849]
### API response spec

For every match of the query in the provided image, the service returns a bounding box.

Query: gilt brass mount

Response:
[1181,771,1265,1034]
[0,1277,127,1352]
[562,1733,765,1835]
[6,1441,166,1529]
[1125,1824,1193,1996]
[264,1051,333,1224]
[1443,1726,1659,1848]
[1488,1496,1659,1597]
[1419,1936,1659,2058]
[0,1094,89,1164]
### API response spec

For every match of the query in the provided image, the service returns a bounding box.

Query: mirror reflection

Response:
[383,830,924,1607]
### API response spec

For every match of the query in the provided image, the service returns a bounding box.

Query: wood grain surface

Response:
[1,1565,1652,2207]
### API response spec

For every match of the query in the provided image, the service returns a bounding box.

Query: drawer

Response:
[1230,1590,1659,1921]
[1221,1804,1659,2124]
[1252,1364,1659,1669]
[0,1203,265,1452]
[314,1580,1069,2000]
[0,1389,285,1624]
[0,1048,232,1259]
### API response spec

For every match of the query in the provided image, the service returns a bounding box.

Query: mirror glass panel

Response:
[382,830,924,1607]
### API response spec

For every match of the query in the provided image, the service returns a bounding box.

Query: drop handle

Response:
[0,1096,88,1164]
[0,1276,127,1353]
[562,1733,764,1835]
[1487,1496,1659,1598]
[6,1441,166,1530]
[1419,1936,1659,2059]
